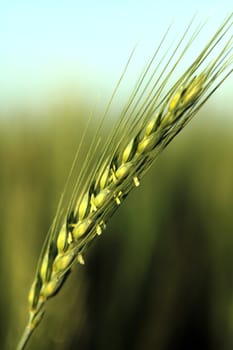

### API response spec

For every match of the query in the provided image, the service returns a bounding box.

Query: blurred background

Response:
[0,1,233,350]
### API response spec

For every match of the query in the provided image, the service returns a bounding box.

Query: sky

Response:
[0,0,232,113]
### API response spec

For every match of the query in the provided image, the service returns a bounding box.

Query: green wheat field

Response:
[1,99,233,350]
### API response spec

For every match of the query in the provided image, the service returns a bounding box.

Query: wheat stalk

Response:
[17,15,233,350]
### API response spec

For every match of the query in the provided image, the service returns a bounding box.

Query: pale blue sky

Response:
[0,0,232,112]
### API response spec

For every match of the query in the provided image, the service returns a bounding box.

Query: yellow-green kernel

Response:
[53,253,73,273]
[41,280,59,299]
[72,219,92,239]
[122,139,134,163]
[78,192,89,220]
[28,281,37,309]
[137,134,155,154]
[99,166,110,190]
[40,253,49,282]
[182,74,206,105]
[160,111,175,127]
[115,163,132,180]
[169,86,183,112]
[145,113,159,136]
[57,223,67,253]
[92,188,111,209]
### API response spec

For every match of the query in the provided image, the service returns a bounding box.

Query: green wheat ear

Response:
[17,15,233,350]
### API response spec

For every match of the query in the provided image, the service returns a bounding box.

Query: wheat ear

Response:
[17,15,233,350]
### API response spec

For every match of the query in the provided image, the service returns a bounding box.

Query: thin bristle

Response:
[17,15,233,350]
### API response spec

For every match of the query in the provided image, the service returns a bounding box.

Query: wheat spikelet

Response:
[17,15,233,350]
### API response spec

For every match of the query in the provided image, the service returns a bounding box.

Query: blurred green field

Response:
[0,100,233,350]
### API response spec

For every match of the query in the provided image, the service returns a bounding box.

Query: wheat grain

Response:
[17,15,233,350]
